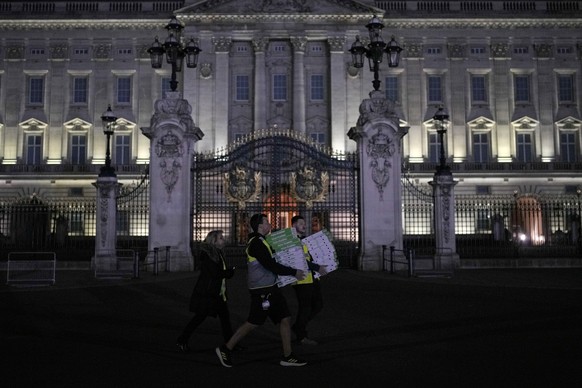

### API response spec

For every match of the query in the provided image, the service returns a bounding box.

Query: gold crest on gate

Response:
[291,165,329,209]
[224,165,261,209]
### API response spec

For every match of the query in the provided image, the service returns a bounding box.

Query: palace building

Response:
[1,1,581,263]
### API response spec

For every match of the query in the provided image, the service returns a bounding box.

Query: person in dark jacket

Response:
[176,230,235,352]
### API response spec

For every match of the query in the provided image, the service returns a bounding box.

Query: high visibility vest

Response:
[246,236,277,289]
[295,243,315,285]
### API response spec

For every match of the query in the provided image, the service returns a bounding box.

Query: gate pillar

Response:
[429,171,460,271]
[92,176,121,271]
[348,91,409,271]
[141,92,204,271]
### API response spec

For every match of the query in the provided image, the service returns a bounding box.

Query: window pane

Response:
[558,75,574,103]
[115,135,131,164]
[514,75,530,102]
[273,74,287,101]
[26,135,42,164]
[310,74,324,101]
[472,133,489,162]
[73,77,88,104]
[71,134,86,165]
[471,76,486,102]
[516,133,533,162]
[29,78,44,104]
[236,75,250,101]
[385,76,398,102]
[560,132,577,162]
[428,132,440,163]
[428,76,442,103]
[117,77,131,104]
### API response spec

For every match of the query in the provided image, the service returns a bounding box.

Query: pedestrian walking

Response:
[176,230,237,352]
[291,215,328,345]
[215,213,308,367]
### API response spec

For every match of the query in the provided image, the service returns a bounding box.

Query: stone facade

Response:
[0,0,581,223]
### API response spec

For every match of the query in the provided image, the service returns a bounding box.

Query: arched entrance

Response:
[192,130,359,268]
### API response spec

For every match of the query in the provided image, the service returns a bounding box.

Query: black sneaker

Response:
[280,353,308,367]
[215,345,233,368]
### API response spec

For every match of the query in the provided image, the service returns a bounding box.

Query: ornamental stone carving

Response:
[534,43,552,57]
[49,44,68,60]
[327,37,345,52]
[93,44,111,59]
[6,45,24,60]
[404,43,422,58]
[290,36,307,52]
[251,0,310,12]
[447,44,465,58]
[213,37,232,53]
[252,37,268,52]
[490,43,509,57]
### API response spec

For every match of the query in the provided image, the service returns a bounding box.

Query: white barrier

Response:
[7,252,56,286]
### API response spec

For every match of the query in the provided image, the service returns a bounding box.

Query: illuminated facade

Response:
[0,1,581,225]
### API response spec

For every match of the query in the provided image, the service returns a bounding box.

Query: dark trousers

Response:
[178,299,233,343]
[292,280,323,340]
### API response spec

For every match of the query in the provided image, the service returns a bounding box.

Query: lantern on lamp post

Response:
[349,15,403,91]
[147,16,201,92]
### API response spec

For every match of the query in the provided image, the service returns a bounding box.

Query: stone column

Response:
[291,36,307,133]
[328,36,347,151]
[252,37,268,131]
[141,92,204,271]
[92,175,121,272]
[212,37,232,149]
[429,171,460,271]
[348,90,409,271]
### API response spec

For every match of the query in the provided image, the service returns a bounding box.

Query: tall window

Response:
[117,77,131,104]
[560,132,577,162]
[471,75,487,103]
[115,135,131,165]
[26,134,43,164]
[385,76,398,102]
[473,133,489,163]
[273,74,287,101]
[427,75,442,103]
[28,77,44,104]
[72,77,88,104]
[116,210,130,236]
[310,133,326,144]
[516,133,533,162]
[514,75,530,103]
[310,74,324,101]
[235,75,250,101]
[70,134,86,165]
[428,132,441,163]
[558,74,574,103]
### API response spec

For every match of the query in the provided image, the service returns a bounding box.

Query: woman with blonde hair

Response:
[176,230,237,352]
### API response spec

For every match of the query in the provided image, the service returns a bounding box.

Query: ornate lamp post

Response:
[147,16,201,92]
[433,106,450,175]
[99,105,118,177]
[349,15,403,91]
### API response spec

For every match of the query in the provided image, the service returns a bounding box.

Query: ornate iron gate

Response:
[192,130,359,269]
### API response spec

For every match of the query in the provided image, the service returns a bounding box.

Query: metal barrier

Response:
[7,252,56,286]
[137,246,170,276]
[382,245,414,277]
[94,249,138,279]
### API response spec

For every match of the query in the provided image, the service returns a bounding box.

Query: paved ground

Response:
[2,268,582,387]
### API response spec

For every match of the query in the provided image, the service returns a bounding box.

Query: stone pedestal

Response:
[348,90,409,271]
[429,171,460,271]
[92,176,121,272]
[141,92,204,271]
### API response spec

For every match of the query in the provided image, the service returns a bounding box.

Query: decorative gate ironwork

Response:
[192,130,359,269]
[401,172,435,256]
